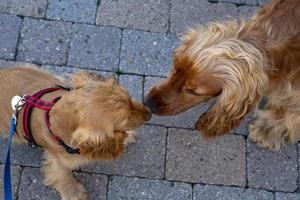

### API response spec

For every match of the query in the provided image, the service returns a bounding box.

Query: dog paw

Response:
[249,120,282,151]
[123,130,137,145]
[61,182,88,200]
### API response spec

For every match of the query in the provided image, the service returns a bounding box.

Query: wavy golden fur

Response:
[0,64,151,200]
[146,0,300,151]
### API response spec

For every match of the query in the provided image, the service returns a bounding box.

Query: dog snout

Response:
[143,97,158,113]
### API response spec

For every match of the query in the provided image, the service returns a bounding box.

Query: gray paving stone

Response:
[258,0,271,6]
[218,0,258,6]
[17,18,72,65]
[0,138,43,167]
[232,110,255,136]
[96,0,169,32]
[238,6,259,19]
[247,141,298,192]
[47,0,98,23]
[144,76,212,129]
[0,14,21,60]
[275,192,300,200]
[193,185,273,200]
[82,125,167,179]
[0,0,47,18]
[41,65,116,80]
[166,129,246,186]
[107,176,192,200]
[68,24,121,71]
[120,30,179,77]
[171,0,239,34]
[18,167,108,200]
[119,75,144,101]
[0,165,22,200]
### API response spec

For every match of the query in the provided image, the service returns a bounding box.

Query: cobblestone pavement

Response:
[1,0,299,200]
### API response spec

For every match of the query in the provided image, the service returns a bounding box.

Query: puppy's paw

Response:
[123,130,137,145]
[61,182,88,200]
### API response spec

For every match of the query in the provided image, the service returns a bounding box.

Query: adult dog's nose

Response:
[143,97,158,113]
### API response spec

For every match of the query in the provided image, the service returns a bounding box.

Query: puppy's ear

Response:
[70,71,105,88]
[71,123,127,160]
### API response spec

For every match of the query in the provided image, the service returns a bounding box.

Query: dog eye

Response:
[185,88,199,96]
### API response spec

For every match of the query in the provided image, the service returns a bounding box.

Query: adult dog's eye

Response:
[185,88,200,96]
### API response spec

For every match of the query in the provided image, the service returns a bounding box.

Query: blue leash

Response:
[3,113,17,200]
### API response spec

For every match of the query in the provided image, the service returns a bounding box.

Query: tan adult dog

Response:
[146,0,300,151]
[0,63,151,200]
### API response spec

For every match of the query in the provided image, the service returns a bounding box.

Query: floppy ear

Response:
[194,39,268,137]
[71,123,128,160]
[70,71,105,88]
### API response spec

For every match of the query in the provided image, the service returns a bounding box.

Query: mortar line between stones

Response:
[117,29,124,73]
[64,22,76,67]
[105,175,110,200]
[166,0,171,34]
[245,135,249,188]
[94,0,102,25]
[15,166,24,200]
[191,184,195,200]
[296,144,300,191]
[163,128,169,179]
[45,0,50,19]
[141,76,146,102]
[14,17,24,61]
[17,15,169,34]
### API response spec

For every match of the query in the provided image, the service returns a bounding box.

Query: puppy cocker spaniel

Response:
[146,0,300,151]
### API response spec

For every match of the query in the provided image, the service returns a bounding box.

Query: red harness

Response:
[22,87,80,154]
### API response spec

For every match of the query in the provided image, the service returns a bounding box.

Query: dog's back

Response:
[0,66,61,136]
[240,0,300,86]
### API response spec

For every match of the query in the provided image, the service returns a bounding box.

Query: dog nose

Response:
[143,97,158,113]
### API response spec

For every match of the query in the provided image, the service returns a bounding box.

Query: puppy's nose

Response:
[146,112,152,121]
[143,97,158,113]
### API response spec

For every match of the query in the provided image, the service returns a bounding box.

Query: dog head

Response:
[52,71,151,160]
[146,20,269,137]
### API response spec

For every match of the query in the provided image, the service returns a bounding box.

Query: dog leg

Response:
[249,108,300,151]
[42,152,88,200]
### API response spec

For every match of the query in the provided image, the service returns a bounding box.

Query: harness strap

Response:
[22,87,80,154]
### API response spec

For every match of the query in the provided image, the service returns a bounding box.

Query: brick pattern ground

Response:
[0,0,299,199]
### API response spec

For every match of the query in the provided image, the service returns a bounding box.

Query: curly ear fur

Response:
[71,125,128,160]
[194,37,269,137]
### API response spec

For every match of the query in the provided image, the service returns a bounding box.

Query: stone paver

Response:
[171,0,239,34]
[41,65,116,80]
[119,74,144,101]
[0,0,47,18]
[107,176,192,200]
[247,141,298,192]
[18,167,108,200]
[17,18,72,66]
[0,138,42,167]
[68,24,121,71]
[211,0,258,6]
[275,192,300,200]
[96,0,169,32]
[0,165,22,200]
[258,0,271,6]
[238,6,259,19]
[47,0,98,23]
[193,185,274,200]
[0,14,21,60]
[120,30,179,77]
[83,125,167,179]
[166,128,246,186]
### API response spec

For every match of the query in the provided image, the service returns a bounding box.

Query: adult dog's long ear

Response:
[71,122,127,160]
[195,38,268,138]
[70,71,106,88]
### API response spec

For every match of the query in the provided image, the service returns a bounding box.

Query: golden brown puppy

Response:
[146,0,300,151]
[0,64,151,200]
